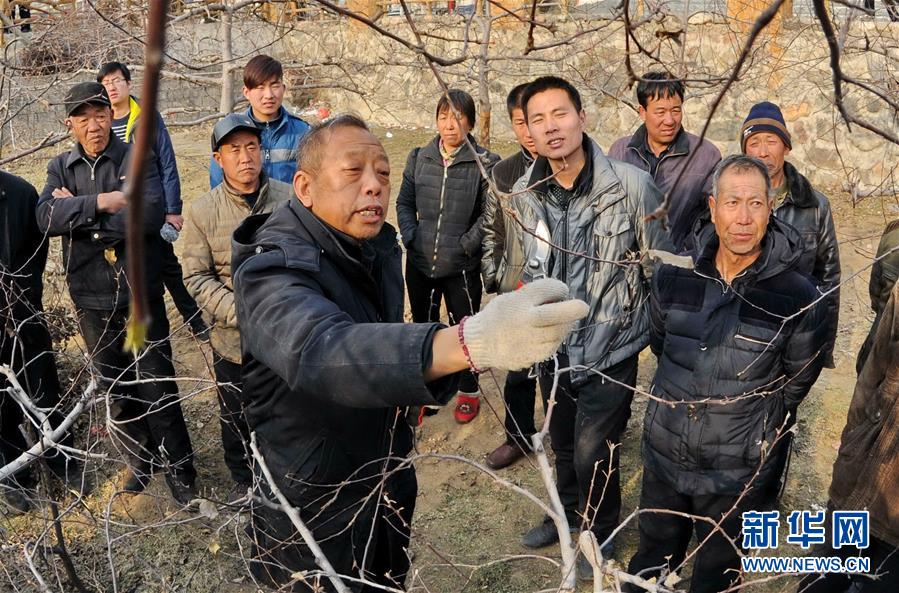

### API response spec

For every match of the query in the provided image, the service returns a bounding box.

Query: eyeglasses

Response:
[101,77,127,87]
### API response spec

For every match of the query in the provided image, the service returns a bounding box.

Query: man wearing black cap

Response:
[741,101,840,503]
[36,82,197,505]
[181,114,292,502]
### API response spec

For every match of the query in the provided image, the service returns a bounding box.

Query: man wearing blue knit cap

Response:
[741,101,840,504]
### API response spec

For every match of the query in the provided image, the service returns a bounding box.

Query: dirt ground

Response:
[1,124,895,593]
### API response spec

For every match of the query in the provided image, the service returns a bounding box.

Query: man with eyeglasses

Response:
[97,61,208,341]
[208,54,310,188]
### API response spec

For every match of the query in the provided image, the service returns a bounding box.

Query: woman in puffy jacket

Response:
[395,89,499,424]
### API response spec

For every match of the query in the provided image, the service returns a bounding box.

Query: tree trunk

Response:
[219,3,234,114]
[477,14,491,147]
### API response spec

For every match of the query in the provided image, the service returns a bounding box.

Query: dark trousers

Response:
[503,369,537,447]
[213,351,252,484]
[160,240,201,323]
[625,467,765,593]
[537,353,637,539]
[405,262,481,393]
[250,466,417,592]
[78,299,195,481]
[0,318,71,488]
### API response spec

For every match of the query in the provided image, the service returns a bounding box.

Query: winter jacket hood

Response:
[689,213,804,283]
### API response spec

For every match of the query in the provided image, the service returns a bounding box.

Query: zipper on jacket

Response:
[81,156,100,181]
[734,333,770,346]
[559,198,570,283]
[430,162,449,274]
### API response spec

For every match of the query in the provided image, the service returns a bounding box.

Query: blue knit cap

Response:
[740,101,792,151]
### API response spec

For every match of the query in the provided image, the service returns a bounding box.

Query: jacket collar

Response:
[124,96,142,142]
[527,133,594,197]
[290,199,396,310]
[692,216,804,283]
[782,161,817,208]
[519,146,535,165]
[525,135,628,214]
[220,171,271,213]
[421,134,480,164]
[245,104,289,132]
[626,124,690,157]
[65,132,128,169]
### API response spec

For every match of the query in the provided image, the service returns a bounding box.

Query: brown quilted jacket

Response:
[829,280,899,547]
[181,173,292,362]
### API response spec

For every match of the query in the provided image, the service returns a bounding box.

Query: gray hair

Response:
[295,113,371,174]
[710,154,772,200]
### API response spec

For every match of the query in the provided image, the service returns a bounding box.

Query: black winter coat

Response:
[644,219,827,496]
[481,147,533,293]
[232,199,460,498]
[775,161,840,367]
[36,134,165,310]
[396,135,499,279]
[0,171,62,407]
[0,172,47,313]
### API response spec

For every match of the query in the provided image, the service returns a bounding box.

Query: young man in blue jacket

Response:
[97,61,208,340]
[209,54,310,187]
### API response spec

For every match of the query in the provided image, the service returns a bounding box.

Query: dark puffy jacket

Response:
[775,161,840,368]
[396,135,500,279]
[830,281,899,547]
[481,147,533,294]
[0,172,66,465]
[0,172,47,311]
[644,219,828,496]
[37,134,165,310]
[209,105,310,188]
[609,126,721,250]
[232,199,459,498]
[857,219,899,373]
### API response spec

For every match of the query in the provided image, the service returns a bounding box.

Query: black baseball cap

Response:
[64,82,111,116]
[211,113,262,152]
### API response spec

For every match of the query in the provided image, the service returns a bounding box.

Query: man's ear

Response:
[293,170,313,208]
[242,86,250,102]
[213,151,224,169]
[638,105,647,123]
[64,118,73,131]
[708,194,717,225]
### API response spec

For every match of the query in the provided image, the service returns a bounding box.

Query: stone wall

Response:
[276,16,899,192]
[2,14,896,192]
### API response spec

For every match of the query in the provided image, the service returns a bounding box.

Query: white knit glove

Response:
[460,278,589,372]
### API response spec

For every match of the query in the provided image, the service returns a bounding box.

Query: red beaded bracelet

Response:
[457,316,484,374]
